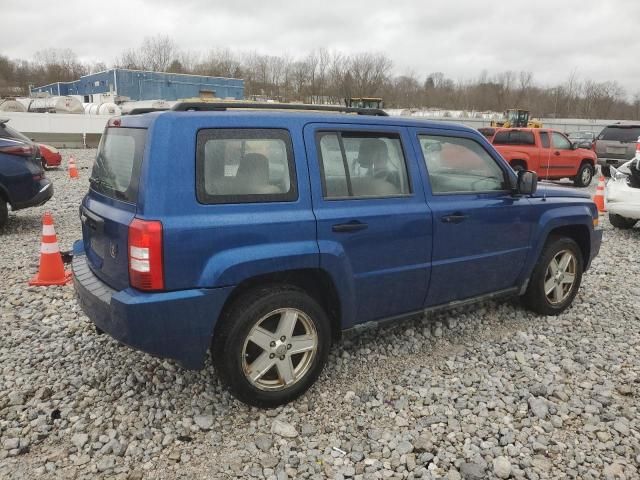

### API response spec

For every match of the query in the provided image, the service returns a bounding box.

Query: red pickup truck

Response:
[491,128,597,187]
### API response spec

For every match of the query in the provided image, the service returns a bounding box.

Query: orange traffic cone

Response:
[68,156,79,179]
[29,212,72,286]
[593,175,606,213]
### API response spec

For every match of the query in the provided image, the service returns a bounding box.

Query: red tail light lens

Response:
[128,218,164,291]
[0,144,33,157]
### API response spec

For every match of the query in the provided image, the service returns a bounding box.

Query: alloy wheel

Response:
[543,249,577,304]
[242,308,318,391]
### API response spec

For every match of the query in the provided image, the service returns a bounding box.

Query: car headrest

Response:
[236,153,270,184]
[357,138,389,168]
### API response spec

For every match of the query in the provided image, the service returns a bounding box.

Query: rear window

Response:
[493,130,535,145]
[196,129,296,204]
[598,126,640,142]
[90,127,146,203]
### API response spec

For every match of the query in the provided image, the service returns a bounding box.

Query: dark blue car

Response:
[72,103,602,407]
[0,126,53,228]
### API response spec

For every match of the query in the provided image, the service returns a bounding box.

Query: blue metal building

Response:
[31,69,244,102]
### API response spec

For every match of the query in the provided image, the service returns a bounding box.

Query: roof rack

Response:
[170,101,388,116]
[126,107,170,115]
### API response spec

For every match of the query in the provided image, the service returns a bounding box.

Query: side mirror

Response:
[517,170,538,195]
[571,142,578,150]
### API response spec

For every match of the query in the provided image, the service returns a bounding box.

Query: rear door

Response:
[304,123,432,327]
[412,128,534,307]
[82,126,146,290]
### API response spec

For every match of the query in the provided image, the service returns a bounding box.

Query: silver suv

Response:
[595,124,640,176]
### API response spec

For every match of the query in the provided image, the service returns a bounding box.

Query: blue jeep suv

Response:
[72,103,602,407]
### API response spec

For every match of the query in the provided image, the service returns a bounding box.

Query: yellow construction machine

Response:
[345,97,384,109]
[490,109,543,128]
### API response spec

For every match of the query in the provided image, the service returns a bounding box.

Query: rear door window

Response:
[317,132,410,199]
[493,130,535,145]
[598,126,640,143]
[539,132,550,148]
[196,129,296,204]
[90,127,146,203]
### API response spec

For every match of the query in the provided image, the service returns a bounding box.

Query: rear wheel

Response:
[573,163,594,187]
[522,236,583,316]
[212,286,331,408]
[0,199,7,229]
[601,165,611,177]
[609,213,637,229]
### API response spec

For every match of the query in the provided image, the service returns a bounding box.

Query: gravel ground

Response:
[0,150,639,480]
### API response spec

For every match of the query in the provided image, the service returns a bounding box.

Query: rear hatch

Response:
[82,126,146,290]
[596,125,640,160]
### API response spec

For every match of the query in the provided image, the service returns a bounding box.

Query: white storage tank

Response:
[28,96,84,114]
[83,103,100,115]
[98,103,121,115]
[0,99,27,112]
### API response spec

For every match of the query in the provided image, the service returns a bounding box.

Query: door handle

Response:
[441,213,469,224]
[554,151,561,156]
[332,221,368,233]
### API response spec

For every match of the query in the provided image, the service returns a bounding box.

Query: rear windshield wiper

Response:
[89,177,129,201]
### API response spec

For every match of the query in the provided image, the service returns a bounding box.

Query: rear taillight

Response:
[636,136,640,155]
[128,218,164,291]
[0,144,33,157]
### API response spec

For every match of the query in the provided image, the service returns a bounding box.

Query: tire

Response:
[0,198,7,229]
[601,165,611,177]
[609,213,637,229]
[511,161,526,172]
[212,285,331,408]
[522,236,583,316]
[573,163,594,187]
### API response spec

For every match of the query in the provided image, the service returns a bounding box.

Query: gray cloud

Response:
[2,0,639,94]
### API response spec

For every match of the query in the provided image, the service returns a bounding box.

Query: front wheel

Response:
[522,236,583,316]
[609,213,637,229]
[212,286,331,408]
[573,163,594,187]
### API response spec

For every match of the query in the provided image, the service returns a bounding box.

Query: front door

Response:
[412,128,534,307]
[304,123,432,327]
[549,131,579,178]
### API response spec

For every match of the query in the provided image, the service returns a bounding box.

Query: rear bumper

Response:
[12,180,53,210]
[71,240,234,370]
[597,158,628,167]
[44,154,62,167]
[606,179,640,220]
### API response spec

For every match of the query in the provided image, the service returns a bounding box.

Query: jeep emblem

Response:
[110,243,118,259]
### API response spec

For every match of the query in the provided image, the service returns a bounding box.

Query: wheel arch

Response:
[215,268,343,342]
[519,210,595,293]
[509,158,529,170]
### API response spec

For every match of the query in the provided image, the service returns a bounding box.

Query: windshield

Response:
[90,127,146,203]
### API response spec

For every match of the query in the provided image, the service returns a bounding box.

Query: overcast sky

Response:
[3,0,639,95]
